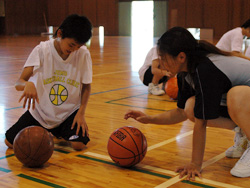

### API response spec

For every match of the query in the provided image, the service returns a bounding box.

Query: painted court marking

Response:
[93,70,131,77]
[83,129,240,188]
[84,152,243,188]
[148,130,193,151]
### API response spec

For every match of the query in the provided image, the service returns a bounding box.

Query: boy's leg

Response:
[49,110,90,151]
[5,111,41,148]
[143,67,165,96]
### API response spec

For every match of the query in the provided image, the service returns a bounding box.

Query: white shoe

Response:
[230,142,250,177]
[225,127,248,158]
[148,83,165,96]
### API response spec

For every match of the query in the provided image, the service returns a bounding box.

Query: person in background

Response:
[216,19,250,54]
[139,46,172,95]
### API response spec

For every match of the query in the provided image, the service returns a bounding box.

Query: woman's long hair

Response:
[157,27,250,75]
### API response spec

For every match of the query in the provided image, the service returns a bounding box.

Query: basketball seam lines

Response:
[108,137,137,166]
[121,127,141,166]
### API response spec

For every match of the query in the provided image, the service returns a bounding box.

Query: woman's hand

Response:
[175,162,202,181]
[19,82,39,110]
[124,110,151,124]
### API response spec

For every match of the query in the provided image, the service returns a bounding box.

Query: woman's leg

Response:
[227,86,250,138]
[227,86,250,177]
[184,96,236,129]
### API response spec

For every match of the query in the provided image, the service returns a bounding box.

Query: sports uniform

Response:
[5,38,92,145]
[177,54,250,119]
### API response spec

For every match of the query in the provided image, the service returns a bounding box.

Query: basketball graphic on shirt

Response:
[49,84,68,106]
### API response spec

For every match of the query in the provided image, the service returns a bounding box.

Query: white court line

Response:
[148,130,193,151]
[202,152,225,169]
[155,174,243,188]
[0,70,132,90]
[93,70,131,77]
[84,152,243,188]
[154,152,241,188]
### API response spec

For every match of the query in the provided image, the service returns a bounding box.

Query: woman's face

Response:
[159,52,187,75]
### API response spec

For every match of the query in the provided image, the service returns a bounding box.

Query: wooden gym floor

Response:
[0,34,249,188]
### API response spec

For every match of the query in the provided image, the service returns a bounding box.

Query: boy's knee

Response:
[5,139,13,149]
[70,142,86,151]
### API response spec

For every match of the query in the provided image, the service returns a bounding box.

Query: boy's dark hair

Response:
[54,14,92,44]
[241,19,250,28]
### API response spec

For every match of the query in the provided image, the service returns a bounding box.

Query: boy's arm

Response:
[15,66,34,91]
[16,66,39,109]
[151,59,172,77]
[78,83,91,115]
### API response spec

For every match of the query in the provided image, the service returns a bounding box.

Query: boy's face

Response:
[60,38,83,55]
[56,29,84,56]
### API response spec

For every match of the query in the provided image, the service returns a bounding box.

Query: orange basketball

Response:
[165,77,178,100]
[107,126,147,167]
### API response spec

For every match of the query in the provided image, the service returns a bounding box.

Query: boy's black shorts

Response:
[5,110,90,145]
[143,66,168,86]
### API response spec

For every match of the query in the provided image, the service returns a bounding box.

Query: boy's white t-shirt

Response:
[138,46,159,82]
[216,27,244,52]
[24,39,92,129]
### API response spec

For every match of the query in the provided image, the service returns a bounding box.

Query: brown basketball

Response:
[165,77,178,100]
[13,126,54,167]
[107,126,147,167]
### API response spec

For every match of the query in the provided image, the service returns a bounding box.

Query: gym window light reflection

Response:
[99,26,104,48]
[131,1,154,72]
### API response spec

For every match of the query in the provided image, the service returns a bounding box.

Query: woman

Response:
[124,27,250,180]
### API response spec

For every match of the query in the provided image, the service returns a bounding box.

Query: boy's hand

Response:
[19,82,39,110]
[71,111,89,137]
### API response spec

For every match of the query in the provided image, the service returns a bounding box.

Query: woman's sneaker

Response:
[148,83,165,96]
[230,141,250,177]
[225,127,248,158]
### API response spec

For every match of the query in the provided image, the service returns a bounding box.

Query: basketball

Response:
[13,126,54,168]
[165,77,178,100]
[107,126,147,167]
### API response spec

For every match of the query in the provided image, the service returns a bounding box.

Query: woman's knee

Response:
[70,142,86,151]
[184,96,195,122]
[227,86,250,120]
